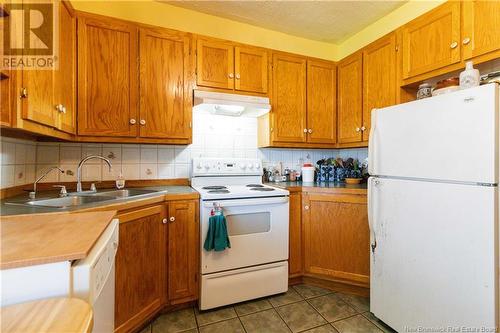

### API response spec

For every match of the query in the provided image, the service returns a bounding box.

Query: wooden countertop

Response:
[1,297,93,333]
[267,181,367,195]
[0,210,116,269]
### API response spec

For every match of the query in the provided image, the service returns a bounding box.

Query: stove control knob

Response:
[204,164,210,170]
[248,164,254,170]
[240,164,247,170]
[196,162,203,170]
[255,163,260,169]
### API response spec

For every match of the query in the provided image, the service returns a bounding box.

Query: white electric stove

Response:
[192,158,290,310]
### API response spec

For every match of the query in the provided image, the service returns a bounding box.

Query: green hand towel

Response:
[204,214,231,252]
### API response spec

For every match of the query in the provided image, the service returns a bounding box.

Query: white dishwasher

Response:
[72,219,119,333]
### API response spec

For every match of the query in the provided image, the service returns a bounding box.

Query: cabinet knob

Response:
[361,126,366,131]
[450,41,458,49]
[235,74,240,79]
[55,104,66,114]
[129,119,136,125]
[20,87,28,99]
[304,205,309,210]
[228,73,234,79]
[308,129,312,134]
[162,218,168,224]
[303,128,308,133]
[462,37,471,45]
[169,216,175,222]
[140,119,146,125]
[355,127,361,132]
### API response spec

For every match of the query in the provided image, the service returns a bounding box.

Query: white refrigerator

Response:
[368,83,499,332]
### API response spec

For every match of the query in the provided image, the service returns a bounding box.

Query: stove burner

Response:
[202,186,227,190]
[250,187,275,192]
[208,189,230,194]
[246,184,264,188]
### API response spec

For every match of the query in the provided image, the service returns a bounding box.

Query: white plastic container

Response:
[302,166,315,183]
[459,61,480,89]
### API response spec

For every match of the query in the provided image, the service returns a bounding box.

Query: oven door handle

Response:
[203,196,289,208]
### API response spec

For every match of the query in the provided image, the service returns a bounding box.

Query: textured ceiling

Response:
[164,1,407,43]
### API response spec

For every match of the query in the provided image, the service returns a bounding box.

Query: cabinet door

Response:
[303,193,369,286]
[462,0,500,60]
[167,200,199,303]
[272,53,307,143]
[337,52,362,144]
[289,192,302,277]
[362,34,397,142]
[54,1,76,134]
[77,15,138,137]
[235,46,268,94]
[196,39,234,90]
[0,71,12,127]
[401,1,461,79]
[21,63,56,127]
[306,60,336,144]
[139,28,192,140]
[115,205,166,333]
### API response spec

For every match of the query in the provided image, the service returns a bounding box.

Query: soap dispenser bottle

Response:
[459,61,480,89]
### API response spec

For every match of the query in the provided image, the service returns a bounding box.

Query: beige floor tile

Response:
[153,308,197,333]
[303,324,339,333]
[362,312,397,333]
[195,306,237,327]
[332,314,382,333]
[293,284,332,299]
[199,318,245,333]
[308,293,358,322]
[269,289,304,307]
[240,308,291,333]
[336,293,370,313]
[234,298,273,316]
[276,300,327,332]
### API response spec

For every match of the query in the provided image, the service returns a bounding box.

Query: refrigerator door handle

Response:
[368,177,378,253]
[368,108,378,175]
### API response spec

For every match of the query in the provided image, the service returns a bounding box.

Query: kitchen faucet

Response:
[76,155,113,192]
[30,166,65,199]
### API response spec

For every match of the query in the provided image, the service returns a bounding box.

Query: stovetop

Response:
[191,158,289,199]
[192,183,289,200]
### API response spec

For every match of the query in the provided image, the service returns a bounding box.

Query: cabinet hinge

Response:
[395,45,399,52]
[189,122,192,129]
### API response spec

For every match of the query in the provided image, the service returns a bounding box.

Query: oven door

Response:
[201,196,289,274]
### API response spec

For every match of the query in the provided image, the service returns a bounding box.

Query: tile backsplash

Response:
[0,112,367,189]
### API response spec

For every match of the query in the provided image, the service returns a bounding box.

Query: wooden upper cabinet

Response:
[77,15,138,137]
[21,68,56,128]
[272,53,307,143]
[306,60,336,144]
[235,46,268,93]
[462,0,500,61]
[115,205,166,333]
[1,71,13,127]
[337,52,362,144]
[55,1,76,134]
[362,33,396,142]
[167,200,199,303]
[302,193,369,286]
[139,27,192,140]
[401,1,461,79]
[197,39,234,90]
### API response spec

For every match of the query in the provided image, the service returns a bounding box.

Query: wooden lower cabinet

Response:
[302,192,369,287]
[167,200,199,304]
[114,199,199,333]
[288,192,302,277]
[115,205,167,333]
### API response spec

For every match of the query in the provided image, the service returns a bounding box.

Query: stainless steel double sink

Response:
[6,189,160,209]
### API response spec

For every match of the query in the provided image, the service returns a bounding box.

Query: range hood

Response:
[193,90,271,117]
